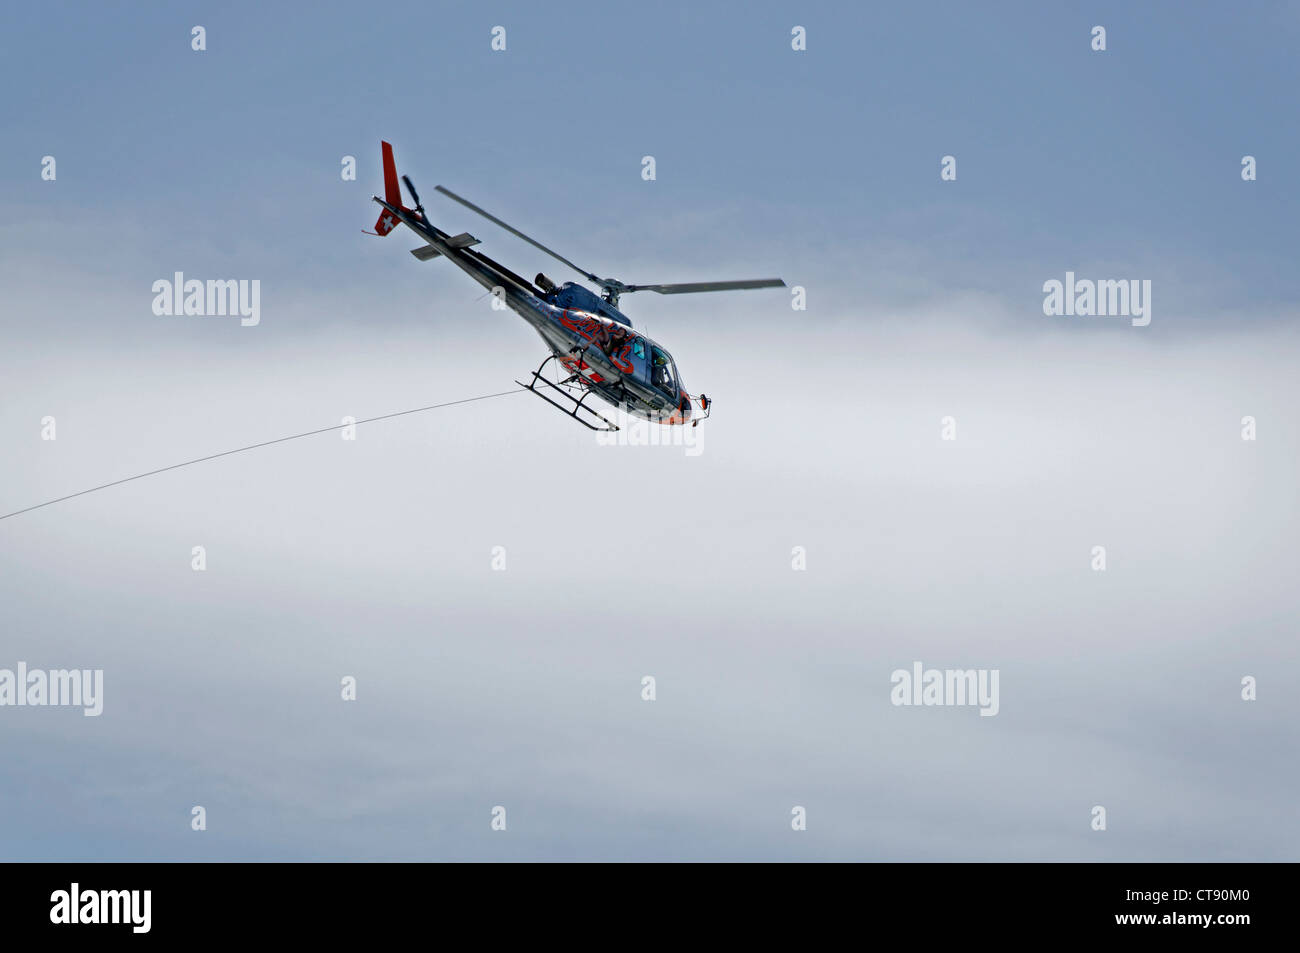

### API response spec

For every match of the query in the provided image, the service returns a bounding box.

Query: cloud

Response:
[2,273,1296,859]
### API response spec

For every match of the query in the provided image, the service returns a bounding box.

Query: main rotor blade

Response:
[624,279,787,295]
[434,185,600,284]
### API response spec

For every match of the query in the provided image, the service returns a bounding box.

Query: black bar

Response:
[1,862,1280,941]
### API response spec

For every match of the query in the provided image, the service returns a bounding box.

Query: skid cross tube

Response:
[516,354,620,432]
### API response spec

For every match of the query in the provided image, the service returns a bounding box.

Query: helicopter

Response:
[367,142,785,431]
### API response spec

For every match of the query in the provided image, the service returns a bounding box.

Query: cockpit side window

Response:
[632,338,645,360]
[650,345,677,397]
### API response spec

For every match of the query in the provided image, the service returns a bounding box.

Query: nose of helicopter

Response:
[663,393,692,426]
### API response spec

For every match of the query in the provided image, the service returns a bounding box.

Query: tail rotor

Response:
[402,174,428,225]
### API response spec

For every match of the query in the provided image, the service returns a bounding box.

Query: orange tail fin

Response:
[372,140,407,235]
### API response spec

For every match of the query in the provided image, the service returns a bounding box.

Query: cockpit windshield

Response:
[649,345,677,397]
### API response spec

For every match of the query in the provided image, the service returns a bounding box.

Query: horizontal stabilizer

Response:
[410,232,481,262]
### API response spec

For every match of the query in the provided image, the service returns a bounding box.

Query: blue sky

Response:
[1,2,1298,861]
[3,1,1297,318]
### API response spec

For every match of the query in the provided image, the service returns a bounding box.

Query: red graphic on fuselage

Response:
[559,354,605,383]
[558,309,635,375]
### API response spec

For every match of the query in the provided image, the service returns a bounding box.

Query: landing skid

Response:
[516,354,620,432]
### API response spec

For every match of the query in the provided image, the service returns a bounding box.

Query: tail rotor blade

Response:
[401,174,423,211]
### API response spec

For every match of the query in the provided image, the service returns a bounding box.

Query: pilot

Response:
[651,351,670,388]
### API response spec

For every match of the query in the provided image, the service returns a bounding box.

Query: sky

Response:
[1,1,1297,860]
